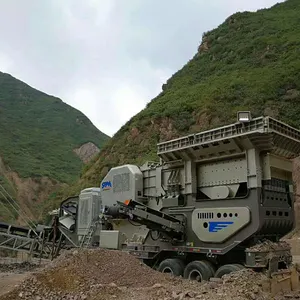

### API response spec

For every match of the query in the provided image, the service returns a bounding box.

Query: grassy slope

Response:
[48,0,300,211]
[0,72,110,184]
[0,174,18,223]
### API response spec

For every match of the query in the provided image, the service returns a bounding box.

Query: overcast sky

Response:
[0,0,283,137]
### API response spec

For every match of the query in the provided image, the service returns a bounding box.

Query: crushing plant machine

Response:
[52,111,300,281]
[97,111,300,280]
[1,112,300,284]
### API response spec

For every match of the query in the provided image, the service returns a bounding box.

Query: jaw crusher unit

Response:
[100,113,300,280]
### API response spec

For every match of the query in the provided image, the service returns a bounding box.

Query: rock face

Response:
[73,142,100,164]
[0,156,66,224]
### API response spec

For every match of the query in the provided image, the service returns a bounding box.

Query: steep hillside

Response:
[0,72,110,222]
[47,0,300,212]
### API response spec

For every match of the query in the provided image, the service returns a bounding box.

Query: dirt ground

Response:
[0,273,30,297]
[0,246,299,300]
[0,260,48,298]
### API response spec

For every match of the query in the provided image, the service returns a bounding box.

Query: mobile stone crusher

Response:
[53,112,300,281]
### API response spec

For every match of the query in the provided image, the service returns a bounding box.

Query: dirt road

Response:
[0,272,30,297]
[0,260,47,298]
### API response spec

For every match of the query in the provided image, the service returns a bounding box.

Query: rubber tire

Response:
[183,260,215,282]
[157,258,185,277]
[232,263,245,270]
[201,260,217,277]
[214,264,245,278]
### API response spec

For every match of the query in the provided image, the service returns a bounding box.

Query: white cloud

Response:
[62,59,171,135]
[0,0,284,136]
[0,53,13,73]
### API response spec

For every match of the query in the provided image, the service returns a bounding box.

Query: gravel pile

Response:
[0,249,175,300]
[246,240,291,252]
[0,248,299,300]
[41,248,172,288]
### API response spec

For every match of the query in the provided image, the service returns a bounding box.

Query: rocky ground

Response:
[0,272,29,298]
[0,261,41,298]
[0,262,39,273]
[0,248,299,300]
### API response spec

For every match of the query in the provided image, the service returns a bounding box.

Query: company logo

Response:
[101,181,112,190]
[208,221,233,233]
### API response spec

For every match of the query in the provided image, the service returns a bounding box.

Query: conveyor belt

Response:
[104,200,185,239]
[0,222,42,237]
[0,221,56,259]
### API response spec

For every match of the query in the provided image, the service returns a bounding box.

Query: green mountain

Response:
[0,72,110,222]
[48,0,300,212]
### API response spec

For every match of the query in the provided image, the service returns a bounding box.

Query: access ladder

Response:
[79,217,99,248]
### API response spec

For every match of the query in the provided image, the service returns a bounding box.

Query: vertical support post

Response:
[155,167,165,196]
[39,231,44,264]
[54,233,63,259]
[51,216,58,261]
[246,148,262,188]
[184,160,197,195]
[28,238,34,263]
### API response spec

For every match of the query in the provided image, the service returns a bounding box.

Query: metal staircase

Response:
[79,217,99,248]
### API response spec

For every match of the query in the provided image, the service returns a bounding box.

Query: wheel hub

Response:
[162,267,173,274]
[189,270,203,282]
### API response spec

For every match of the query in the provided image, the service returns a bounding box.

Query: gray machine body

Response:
[100,115,300,255]
[77,187,102,241]
[101,165,144,207]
